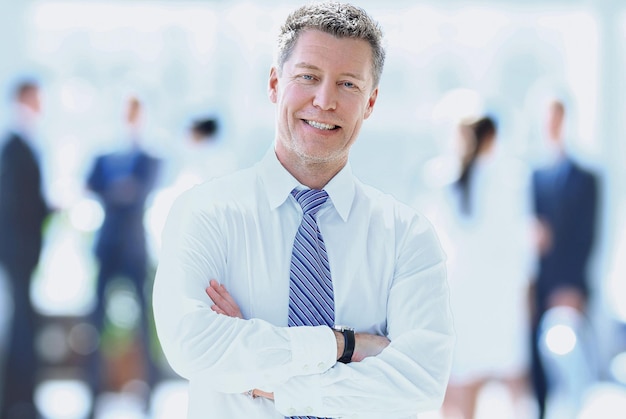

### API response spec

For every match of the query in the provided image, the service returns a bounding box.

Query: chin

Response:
[297,151,328,164]
[306,150,347,166]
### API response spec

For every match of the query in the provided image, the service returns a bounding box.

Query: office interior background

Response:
[1,0,625,417]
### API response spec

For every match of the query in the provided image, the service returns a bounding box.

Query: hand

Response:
[534,218,553,256]
[205,279,243,319]
[206,282,273,399]
[250,389,274,400]
[548,287,586,312]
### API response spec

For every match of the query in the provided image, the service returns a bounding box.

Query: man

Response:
[86,95,161,412]
[0,80,51,418]
[153,3,454,418]
[530,99,599,418]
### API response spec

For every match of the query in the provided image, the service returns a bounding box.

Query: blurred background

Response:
[0,0,625,418]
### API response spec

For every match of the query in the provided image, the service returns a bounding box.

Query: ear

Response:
[363,87,378,120]
[268,67,279,104]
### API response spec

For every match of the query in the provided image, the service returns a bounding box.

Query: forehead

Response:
[287,29,373,78]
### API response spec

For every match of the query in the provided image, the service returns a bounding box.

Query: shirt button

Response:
[288,408,296,415]
[303,364,310,372]
[317,362,326,370]
[306,407,313,414]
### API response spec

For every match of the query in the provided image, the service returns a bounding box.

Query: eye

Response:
[300,74,315,81]
[341,81,357,89]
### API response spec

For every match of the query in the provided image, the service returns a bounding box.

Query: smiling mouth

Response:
[304,119,339,130]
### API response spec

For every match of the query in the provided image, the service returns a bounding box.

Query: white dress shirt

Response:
[153,147,454,419]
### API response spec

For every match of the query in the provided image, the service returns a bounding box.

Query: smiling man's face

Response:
[269,29,378,177]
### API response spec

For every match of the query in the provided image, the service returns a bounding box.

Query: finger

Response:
[207,281,232,304]
[206,285,241,317]
[212,283,243,317]
[208,279,222,295]
[207,282,230,304]
[206,280,244,318]
[207,288,233,311]
[217,284,240,308]
[211,305,227,315]
[206,286,223,304]
[206,280,220,300]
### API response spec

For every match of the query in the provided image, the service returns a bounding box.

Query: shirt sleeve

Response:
[273,213,455,418]
[152,190,337,394]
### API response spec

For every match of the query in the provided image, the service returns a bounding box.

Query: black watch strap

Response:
[335,326,355,364]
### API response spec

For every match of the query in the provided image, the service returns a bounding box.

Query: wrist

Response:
[333,330,344,359]
[332,326,355,363]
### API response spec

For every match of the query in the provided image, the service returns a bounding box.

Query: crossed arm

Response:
[205,279,391,400]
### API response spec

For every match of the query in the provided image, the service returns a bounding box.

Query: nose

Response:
[312,80,337,111]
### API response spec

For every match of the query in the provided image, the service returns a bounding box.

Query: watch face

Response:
[334,325,354,331]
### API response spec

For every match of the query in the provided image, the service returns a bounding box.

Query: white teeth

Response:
[306,120,336,130]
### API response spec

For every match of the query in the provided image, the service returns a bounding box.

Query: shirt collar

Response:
[258,145,355,222]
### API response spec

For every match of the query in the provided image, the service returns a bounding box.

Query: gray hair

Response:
[276,2,385,89]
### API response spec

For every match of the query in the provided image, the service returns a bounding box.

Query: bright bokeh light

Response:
[70,198,105,233]
[151,380,189,419]
[32,219,96,317]
[545,324,577,355]
[578,382,626,419]
[68,322,100,356]
[606,200,626,322]
[35,379,91,419]
[95,392,146,419]
[610,351,626,385]
[106,286,141,330]
[36,323,70,364]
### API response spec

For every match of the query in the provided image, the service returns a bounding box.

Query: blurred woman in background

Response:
[431,116,535,418]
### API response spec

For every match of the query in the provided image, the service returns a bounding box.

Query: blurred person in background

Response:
[146,114,239,259]
[0,79,52,419]
[429,116,534,419]
[172,115,238,189]
[529,98,599,419]
[85,95,161,416]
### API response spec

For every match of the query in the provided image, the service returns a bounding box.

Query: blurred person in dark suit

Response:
[530,99,599,418]
[0,79,52,419]
[85,95,161,414]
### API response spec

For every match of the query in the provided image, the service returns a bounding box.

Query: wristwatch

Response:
[333,325,355,364]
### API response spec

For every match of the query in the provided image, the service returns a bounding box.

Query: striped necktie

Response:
[288,188,334,328]
[288,188,334,419]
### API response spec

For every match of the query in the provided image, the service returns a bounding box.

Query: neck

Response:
[276,151,344,190]
[294,165,340,190]
[13,103,38,136]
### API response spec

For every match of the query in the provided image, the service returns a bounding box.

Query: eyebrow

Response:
[294,62,365,82]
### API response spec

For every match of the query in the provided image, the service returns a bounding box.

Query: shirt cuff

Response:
[274,373,325,417]
[286,325,336,375]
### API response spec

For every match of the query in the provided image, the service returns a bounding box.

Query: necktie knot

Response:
[292,188,328,217]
